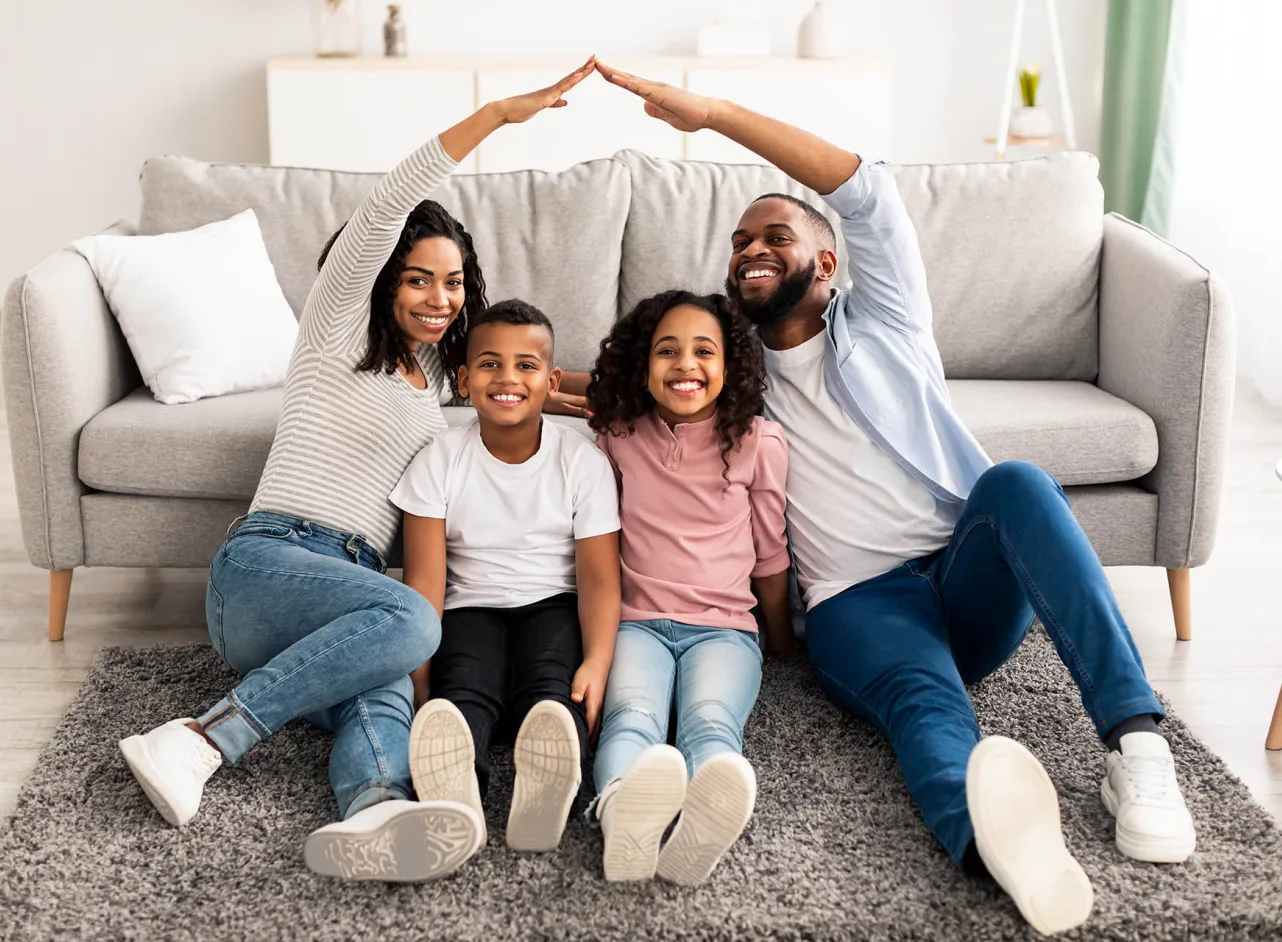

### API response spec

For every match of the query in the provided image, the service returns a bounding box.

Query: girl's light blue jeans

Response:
[199,512,441,819]
[593,618,763,791]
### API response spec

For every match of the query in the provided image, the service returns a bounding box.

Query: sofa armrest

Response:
[1097,213,1234,569]
[2,238,139,570]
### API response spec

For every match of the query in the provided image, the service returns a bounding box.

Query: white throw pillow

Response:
[74,209,299,404]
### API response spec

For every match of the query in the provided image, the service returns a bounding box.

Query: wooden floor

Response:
[2,386,1281,822]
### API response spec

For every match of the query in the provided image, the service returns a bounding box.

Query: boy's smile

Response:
[459,322,560,435]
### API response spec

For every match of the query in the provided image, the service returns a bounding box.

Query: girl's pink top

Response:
[596,411,789,633]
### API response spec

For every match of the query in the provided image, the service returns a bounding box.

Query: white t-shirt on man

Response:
[762,331,954,610]
[390,418,619,610]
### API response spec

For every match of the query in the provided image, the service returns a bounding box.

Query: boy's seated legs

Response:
[410,609,507,841]
[505,592,587,851]
[411,595,586,852]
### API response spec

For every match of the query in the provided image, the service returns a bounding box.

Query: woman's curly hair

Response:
[588,290,766,479]
[318,199,487,394]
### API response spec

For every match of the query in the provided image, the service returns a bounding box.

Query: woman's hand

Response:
[496,56,597,125]
[596,60,715,133]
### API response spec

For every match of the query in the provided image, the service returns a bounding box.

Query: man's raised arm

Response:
[596,61,930,331]
[596,62,857,194]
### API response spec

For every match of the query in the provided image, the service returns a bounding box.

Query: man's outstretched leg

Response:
[933,460,1196,866]
[806,565,1094,936]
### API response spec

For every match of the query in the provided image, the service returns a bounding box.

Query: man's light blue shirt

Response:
[814,157,993,519]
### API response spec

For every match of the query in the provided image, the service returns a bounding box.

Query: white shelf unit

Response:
[266,57,891,174]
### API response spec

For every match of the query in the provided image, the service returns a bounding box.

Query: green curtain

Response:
[1098,0,1175,227]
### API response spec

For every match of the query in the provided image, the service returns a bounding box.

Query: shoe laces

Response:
[186,738,222,778]
[1120,754,1179,806]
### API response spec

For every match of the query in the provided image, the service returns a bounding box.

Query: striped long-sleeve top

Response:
[249,136,459,556]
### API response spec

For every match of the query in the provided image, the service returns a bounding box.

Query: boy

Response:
[390,299,621,853]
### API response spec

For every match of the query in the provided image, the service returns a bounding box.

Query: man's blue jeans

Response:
[805,462,1164,867]
[198,512,441,819]
[594,619,763,791]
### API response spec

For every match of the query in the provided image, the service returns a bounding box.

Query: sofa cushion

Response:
[949,380,1158,485]
[82,380,1151,502]
[618,150,1103,381]
[79,391,594,501]
[137,156,631,371]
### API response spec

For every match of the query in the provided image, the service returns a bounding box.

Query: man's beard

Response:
[725,260,818,329]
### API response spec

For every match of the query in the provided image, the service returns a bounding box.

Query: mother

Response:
[117,58,597,882]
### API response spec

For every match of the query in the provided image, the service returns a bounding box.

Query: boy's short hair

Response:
[466,299,554,347]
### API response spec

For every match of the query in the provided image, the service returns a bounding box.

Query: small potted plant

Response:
[1010,65,1054,139]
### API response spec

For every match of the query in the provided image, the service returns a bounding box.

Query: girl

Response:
[116,58,597,884]
[587,290,792,886]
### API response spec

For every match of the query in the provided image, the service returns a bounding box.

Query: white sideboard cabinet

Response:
[267,57,891,174]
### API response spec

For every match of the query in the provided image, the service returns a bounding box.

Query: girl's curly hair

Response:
[588,290,766,479]
[318,199,487,394]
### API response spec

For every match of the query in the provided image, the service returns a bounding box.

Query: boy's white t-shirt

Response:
[390,418,620,611]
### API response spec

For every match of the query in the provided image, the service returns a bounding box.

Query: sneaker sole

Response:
[967,737,1093,936]
[409,700,487,843]
[303,801,481,882]
[119,734,186,827]
[656,753,755,886]
[507,700,581,852]
[1100,776,1196,863]
[603,746,688,882]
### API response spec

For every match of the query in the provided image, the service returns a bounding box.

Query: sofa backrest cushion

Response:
[137,156,631,371]
[617,150,1104,381]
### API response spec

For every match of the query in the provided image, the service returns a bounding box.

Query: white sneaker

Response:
[598,744,688,882]
[303,799,482,882]
[1101,731,1196,863]
[656,752,756,886]
[967,737,1093,936]
[507,700,582,852]
[119,718,222,827]
[409,699,487,844]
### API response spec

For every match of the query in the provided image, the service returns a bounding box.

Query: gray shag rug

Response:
[3,629,1282,942]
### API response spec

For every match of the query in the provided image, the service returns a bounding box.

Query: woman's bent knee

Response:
[388,587,440,669]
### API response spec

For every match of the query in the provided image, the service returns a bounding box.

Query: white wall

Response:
[0,0,1106,288]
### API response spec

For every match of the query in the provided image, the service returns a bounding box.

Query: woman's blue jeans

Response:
[805,462,1164,868]
[199,512,441,819]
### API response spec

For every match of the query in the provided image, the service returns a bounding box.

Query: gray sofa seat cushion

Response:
[81,381,1151,502]
[949,380,1158,486]
[79,392,595,502]
[618,150,1103,381]
[137,156,631,371]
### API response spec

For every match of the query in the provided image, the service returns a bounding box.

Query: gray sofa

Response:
[2,150,1234,643]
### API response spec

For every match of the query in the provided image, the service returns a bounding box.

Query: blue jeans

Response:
[805,462,1164,868]
[199,512,441,819]
[594,619,763,791]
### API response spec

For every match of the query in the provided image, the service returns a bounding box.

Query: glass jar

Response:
[315,0,363,58]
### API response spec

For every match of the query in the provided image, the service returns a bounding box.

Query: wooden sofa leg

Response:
[1268,686,1282,751]
[49,569,73,642]
[1166,568,1191,641]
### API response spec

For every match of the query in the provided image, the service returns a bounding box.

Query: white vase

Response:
[1009,105,1054,139]
[798,1,845,59]
[315,0,363,58]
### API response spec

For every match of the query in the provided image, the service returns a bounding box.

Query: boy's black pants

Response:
[429,591,589,793]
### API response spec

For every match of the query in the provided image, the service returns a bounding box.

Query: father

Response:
[598,62,1195,935]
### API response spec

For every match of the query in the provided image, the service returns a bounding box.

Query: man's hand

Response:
[596,60,714,133]
[496,56,596,125]
[571,658,610,736]
[543,389,591,418]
